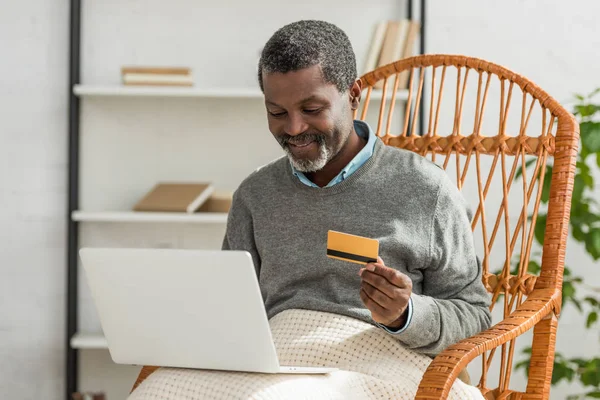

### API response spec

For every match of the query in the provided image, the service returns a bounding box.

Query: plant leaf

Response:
[583,174,595,190]
[562,281,576,305]
[585,228,600,260]
[573,175,585,206]
[575,105,599,118]
[584,296,600,307]
[527,260,541,275]
[514,359,529,372]
[551,359,576,384]
[573,226,586,242]
[577,160,595,188]
[587,311,598,328]
[585,391,600,399]
[580,358,600,387]
[535,214,547,245]
[581,121,600,152]
[541,165,553,204]
[572,298,583,313]
[571,358,590,367]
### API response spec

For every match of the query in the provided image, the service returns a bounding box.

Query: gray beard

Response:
[283,141,331,173]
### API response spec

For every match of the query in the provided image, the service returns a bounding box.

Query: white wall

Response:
[1,1,598,399]
[0,1,68,399]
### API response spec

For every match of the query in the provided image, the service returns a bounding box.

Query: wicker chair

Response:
[131,55,579,399]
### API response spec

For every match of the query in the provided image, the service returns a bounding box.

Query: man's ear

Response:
[349,79,362,110]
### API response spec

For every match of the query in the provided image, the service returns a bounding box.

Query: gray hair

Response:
[258,20,357,93]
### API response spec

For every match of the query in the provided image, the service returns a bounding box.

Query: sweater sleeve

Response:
[392,174,492,357]
[222,188,261,276]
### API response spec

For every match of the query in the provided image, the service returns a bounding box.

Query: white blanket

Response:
[129,309,484,399]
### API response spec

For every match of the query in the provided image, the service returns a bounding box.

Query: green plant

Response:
[513,89,600,399]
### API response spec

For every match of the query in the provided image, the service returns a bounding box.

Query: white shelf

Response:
[73,84,408,101]
[74,84,265,99]
[72,210,228,224]
[71,332,108,349]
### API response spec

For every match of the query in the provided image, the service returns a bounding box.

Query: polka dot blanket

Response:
[128,309,484,400]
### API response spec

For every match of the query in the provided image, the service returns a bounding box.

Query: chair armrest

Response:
[415,288,560,400]
[131,365,160,393]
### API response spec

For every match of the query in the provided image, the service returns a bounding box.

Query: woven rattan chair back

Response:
[358,54,578,399]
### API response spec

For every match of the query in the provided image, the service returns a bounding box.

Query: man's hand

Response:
[359,256,412,329]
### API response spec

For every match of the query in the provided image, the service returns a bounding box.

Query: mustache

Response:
[277,133,326,147]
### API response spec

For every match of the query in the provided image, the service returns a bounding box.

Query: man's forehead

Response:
[263,66,337,105]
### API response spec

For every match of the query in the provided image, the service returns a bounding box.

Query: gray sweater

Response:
[222,138,492,356]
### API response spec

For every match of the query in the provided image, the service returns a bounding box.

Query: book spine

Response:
[362,21,388,75]
[397,21,420,89]
[121,66,191,75]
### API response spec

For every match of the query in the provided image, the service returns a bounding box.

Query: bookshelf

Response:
[66,1,427,398]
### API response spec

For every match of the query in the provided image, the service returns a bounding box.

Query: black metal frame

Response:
[408,0,427,136]
[64,1,425,397]
[67,0,81,398]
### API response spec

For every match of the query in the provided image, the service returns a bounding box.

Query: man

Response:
[223,20,491,357]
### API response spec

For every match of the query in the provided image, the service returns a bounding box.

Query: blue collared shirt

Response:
[290,119,413,334]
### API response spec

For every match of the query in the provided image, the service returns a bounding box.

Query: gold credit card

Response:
[326,230,379,265]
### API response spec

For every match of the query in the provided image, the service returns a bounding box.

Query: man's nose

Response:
[284,113,308,136]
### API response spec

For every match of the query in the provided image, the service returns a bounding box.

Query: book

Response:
[362,21,388,75]
[397,21,420,89]
[374,20,410,89]
[121,66,191,75]
[197,191,233,213]
[377,20,409,68]
[120,66,194,87]
[133,182,214,213]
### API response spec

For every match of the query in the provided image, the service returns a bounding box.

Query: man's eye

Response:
[304,108,322,114]
[269,111,286,118]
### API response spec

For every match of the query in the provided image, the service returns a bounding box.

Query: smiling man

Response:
[222,20,492,357]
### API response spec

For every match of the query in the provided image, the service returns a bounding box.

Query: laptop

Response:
[79,247,336,375]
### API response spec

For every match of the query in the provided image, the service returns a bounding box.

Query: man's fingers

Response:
[360,270,396,298]
[360,288,395,323]
[361,281,392,308]
[362,262,410,288]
